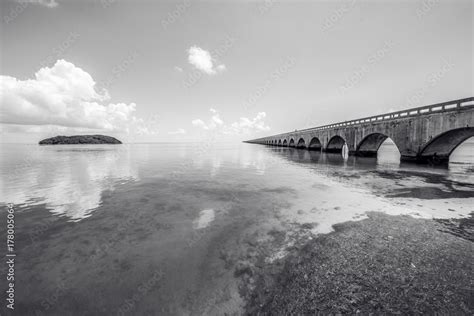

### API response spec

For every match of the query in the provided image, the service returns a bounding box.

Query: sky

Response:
[0,0,472,143]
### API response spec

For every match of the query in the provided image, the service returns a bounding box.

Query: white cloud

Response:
[211,112,223,126]
[187,46,226,75]
[192,108,224,130]
[191,119,207,129]
[0,59,146,133]
[16,0,59,8]
[168,128,186,135]
[174,66,183,72]
[227,112,270,135]
[192,109,270,135]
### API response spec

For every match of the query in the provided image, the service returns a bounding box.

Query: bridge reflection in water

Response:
[261,138,473,187]
[247,97,474,165]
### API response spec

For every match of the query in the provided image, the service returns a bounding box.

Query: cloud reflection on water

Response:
[0,145,138,221]
[193,209,216,229]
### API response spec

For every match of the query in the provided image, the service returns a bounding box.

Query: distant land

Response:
[39,135,122,145]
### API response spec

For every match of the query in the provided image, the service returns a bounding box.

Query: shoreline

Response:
[243,212,474,315]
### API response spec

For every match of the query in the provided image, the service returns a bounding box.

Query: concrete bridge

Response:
[246,97,474,164]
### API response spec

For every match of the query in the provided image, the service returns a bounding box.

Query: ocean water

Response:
[0,140,473,314]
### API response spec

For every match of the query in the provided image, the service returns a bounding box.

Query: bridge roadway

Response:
[245,97,474,164]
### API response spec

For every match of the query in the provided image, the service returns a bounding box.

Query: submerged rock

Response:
[39,135,122,145]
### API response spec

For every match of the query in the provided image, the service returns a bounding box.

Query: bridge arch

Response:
[419,127,474,163]
[356,133,390,157]
[289,138,295,147]
[278,139,282,146]
[326,135,346,153]
[296,138,306,149]
[283,139,288,146]
[309,137,322,150]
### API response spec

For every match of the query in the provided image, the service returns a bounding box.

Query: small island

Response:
[39,135,122,145]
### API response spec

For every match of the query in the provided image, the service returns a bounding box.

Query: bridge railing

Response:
[257,97,474,140]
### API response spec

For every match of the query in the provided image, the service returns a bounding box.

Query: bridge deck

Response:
[248,97,474,141]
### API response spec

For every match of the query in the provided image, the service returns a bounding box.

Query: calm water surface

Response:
[0,140,473,314]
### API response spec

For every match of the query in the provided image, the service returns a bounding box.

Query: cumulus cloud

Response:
[192,109,269,135]
[0,59,147,133]
[191,119,207,129]
[187,46,226,75]
[16,0,59,8]
[192,108,224,130]
[228,112,270,134]
[174,66,183,73]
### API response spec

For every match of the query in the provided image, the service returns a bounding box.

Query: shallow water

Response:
[0,140,473,314]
